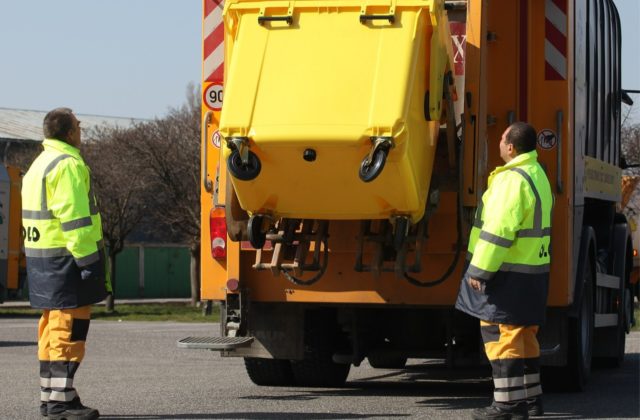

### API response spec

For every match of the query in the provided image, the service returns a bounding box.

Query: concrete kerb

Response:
[1,298,192,309]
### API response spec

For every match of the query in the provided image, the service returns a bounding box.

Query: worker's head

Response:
[43,107,81,148]
[500,122,537,163]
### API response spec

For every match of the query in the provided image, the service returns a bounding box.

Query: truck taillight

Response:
[210,208,227,259]
[634,248,638,258]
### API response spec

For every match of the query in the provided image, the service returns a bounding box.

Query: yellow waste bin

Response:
[220,0,454,224]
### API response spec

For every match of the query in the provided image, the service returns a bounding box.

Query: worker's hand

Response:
[467,277,483,291]
[80,261,104,282]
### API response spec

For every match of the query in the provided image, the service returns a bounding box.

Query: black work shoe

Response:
[40,402,48,417]
[47,398,99,420]
[527,398,544,417]
[472,403,529,420]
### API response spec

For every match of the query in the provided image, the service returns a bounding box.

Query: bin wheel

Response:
[248,215,266,249]
[228,150,261,181]
[359,148,388,183]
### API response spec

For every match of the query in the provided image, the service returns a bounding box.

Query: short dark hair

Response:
[505,122,537,154]
[43,107,75,142]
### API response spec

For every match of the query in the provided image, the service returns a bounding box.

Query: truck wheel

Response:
[543,258,594,391]
[595,287,628,368]
[290,356,350,388]
[367,354,407,369]
[594,227,630,368]
[290,311,351,387]
[570,259,594,390]
[244,357,295,386]
[228,150,261,181]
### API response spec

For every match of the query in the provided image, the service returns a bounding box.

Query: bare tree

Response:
[622,123,640,176]
[5,142,41,172]
[83,126,150,311]
[127,86,202,305]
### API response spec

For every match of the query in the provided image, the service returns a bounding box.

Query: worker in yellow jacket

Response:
[22,107,111,420]
[456,122,553,420]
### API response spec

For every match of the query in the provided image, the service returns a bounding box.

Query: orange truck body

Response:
[190,0,633,389]
[0,165,24,302]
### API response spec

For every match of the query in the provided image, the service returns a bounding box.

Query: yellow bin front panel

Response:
[220,1,446,223]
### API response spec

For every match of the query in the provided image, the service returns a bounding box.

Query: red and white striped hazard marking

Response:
[545,0,567,80]
[204,0,224,82]
[450,22,466,77]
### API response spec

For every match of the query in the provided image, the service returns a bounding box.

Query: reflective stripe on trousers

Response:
[480,320,542,405]
[38,306,91,406]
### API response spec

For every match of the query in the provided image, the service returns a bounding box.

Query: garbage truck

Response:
[181,0,635,391]
[0,164,25,303]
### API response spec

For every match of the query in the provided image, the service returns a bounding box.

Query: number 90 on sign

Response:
[204,83,223,111]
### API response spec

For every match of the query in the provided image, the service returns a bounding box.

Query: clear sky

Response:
[0,0,200,119]
[0,0,638,122]
[615,0,640,125]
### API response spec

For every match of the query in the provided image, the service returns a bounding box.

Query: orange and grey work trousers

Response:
[38,306,91,411]
[480,321,542,406]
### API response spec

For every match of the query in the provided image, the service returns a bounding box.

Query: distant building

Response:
[0,107,145,163]
[0,108,190,299]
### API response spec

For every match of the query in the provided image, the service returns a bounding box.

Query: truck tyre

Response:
[290,355,350,388]
[367,354,408,369]
[593,289,629,369]
[594,226,631,368]
[609,287,628,367]
[244,357,295,386]
[569,258,594,390]
[290,311,351,387]
[543,257,594,391]
[593,302,628,369]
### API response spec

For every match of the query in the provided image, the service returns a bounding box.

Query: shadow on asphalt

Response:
[0,340,37,347]
[0,313,39,319]
[99,414,403,419]
[231,355,640,419]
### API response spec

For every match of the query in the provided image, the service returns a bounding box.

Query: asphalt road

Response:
[1,318,638,419]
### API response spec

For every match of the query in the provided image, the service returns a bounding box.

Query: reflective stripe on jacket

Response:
[22,139,110,309]
[455,150,553,326]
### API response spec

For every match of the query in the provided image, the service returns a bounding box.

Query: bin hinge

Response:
[227,137,250,165]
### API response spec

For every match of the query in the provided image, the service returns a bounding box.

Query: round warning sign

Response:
[537,129,557,150]
[211,130,221,149]
[204,82,223,111]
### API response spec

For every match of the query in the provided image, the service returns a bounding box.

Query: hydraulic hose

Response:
[403,108,465,288]
[281,238,329,286]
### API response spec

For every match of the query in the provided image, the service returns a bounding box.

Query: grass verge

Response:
[2,304,638,328]
[0,302,220,322]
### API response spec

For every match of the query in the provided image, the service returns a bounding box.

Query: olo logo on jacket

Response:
[22,226,40,242]
[538,243,550,259]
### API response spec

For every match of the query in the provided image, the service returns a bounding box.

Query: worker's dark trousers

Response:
[480,321,542,407]
[38,306,91,412]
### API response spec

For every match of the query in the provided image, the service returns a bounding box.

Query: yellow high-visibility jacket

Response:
[455,150,553,326]
[22,139,111,309]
